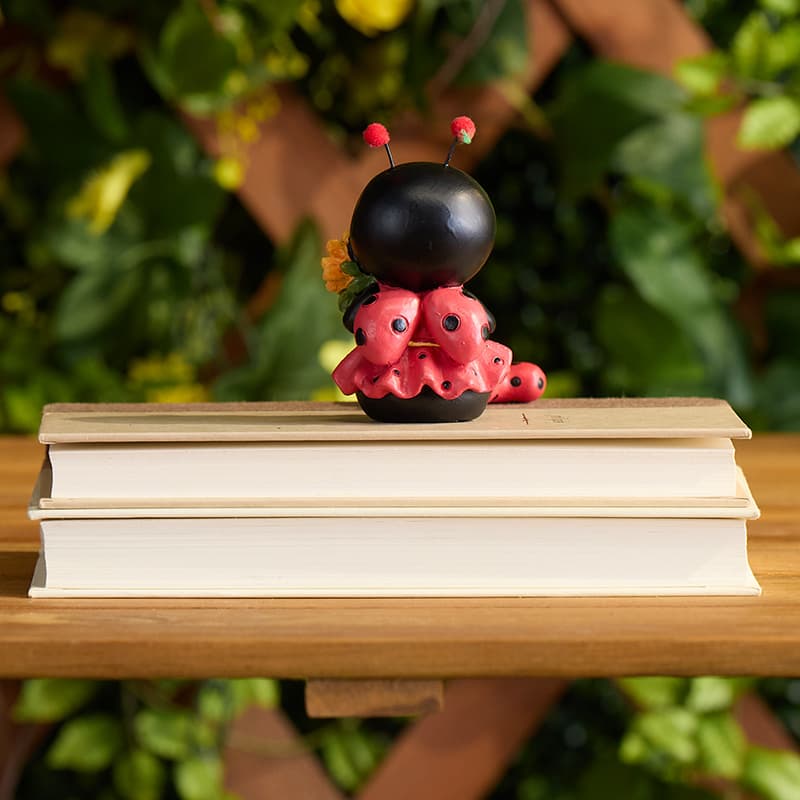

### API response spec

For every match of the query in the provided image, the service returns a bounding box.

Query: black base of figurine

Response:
[356,388,490,423]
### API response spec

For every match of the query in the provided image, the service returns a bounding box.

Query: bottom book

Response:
[30,515,760,597]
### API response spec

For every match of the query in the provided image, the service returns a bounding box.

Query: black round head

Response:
[349,162,496,292]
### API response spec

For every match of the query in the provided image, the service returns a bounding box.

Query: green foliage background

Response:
[3,0,800,798]
[2,0,800,431]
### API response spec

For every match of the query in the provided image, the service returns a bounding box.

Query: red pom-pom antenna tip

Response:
[363,122,395,168]
[444,115,476,166]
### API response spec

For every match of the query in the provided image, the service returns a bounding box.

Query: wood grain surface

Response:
[305,679,444,718]
[358,679,566,800]
[0,434,798,678]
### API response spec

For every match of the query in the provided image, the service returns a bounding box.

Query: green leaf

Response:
[130,113,225,236]
[619,731,649,764]
[153,680,188,698]
[695,712,746,779]
[685,677,736,713]
[174,756,225,800]
[766,292,800,359]
[576,745,676,799]
[617,677,688,710]
[739,96,800,150]
[634,708,700,765]
[732,12,772,79]
[342,725,382,776]
[610,203,752,405]
[613,113,718,216]
[319,721,385,791]
[113,749,166,800]
[197,682,234,723]
[684,93,740,116]
[229,678,280,715]
[611,205,711,314]
[674,52,729,97]
[159,5,237,100]
[756,359,800,430]
[780,237,800,261]
[46,713,123,772]
[537,370,580,398]
[246,0,305,31]
[44,217,137,272]
[134,708,195,760]
[760,0,800,16]
[457,0,527,84]
[595,286,706,395]
[743,747,800,800]
[7,78,108,180]
[2,0,55,33]
[338,274,378,312]
[549,61,686,196]
[81,56,128,142]
[54,266,142,342]
[14,679,99,722]
[321,729,362,791]
[3,384,47,433]
[765,22,800,76]
[214,220,345,401]
[197,678,279,723]
[340,261,361,276]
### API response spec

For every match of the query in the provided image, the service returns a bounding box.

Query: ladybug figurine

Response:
[321,117,546,423]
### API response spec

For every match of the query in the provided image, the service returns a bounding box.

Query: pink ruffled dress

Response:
[333,284,511,400]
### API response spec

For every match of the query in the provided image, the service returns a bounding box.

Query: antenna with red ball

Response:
[444,116,476,167]
[363,122,395,168]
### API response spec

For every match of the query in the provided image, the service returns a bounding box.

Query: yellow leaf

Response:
[67,149,151,235]
[334,0,413,36]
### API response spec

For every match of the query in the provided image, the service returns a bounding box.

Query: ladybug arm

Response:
[423,287,490,363]
[342,286,380,333]
[352,288,420,366]
[461,289,496,334]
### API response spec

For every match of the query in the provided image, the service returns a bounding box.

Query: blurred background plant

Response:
[3,0,800,431]
[3,0,800,798]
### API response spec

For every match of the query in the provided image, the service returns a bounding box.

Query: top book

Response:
[37,399,751,502]
[39,398,751,444]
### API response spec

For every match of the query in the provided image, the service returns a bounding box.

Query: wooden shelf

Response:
[1,434,798,678]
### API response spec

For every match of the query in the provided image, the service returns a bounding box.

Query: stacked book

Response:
[28,398,761,598]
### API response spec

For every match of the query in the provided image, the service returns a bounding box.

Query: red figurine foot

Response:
[490,362,547,403]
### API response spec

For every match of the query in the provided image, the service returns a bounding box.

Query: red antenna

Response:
[444,116,476,167]
[363,123,395,168]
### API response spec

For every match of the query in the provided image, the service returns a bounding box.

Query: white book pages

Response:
[46,437,738,501]
[31,515,761,598]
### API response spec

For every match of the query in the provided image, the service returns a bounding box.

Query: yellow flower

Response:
[313,339,357,402]
[128,353,209,403]
[311,339,356,403]
[224,70,249,97]
[235,115,260,143]
[297,0,322,34]
[312,385,357,402]
[2,291,29,313]
[318,339,353,372]
[321,233,354,293]
[334,0,413,36]
[214,156,245,190]
[129,353,195,385]
[46,9,134,78]
[247,91,280,122]
[67,150,151,235]
[147,384,210,403]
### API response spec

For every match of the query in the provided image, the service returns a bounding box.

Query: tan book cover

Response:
[39,398,752,444]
